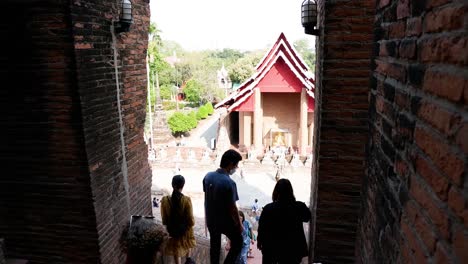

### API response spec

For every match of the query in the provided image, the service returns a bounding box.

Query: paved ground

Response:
[182,109,221,148]
[152,163,312,219]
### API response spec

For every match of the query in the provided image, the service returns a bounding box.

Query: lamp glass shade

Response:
[121,0,132,22]
[301,0,317,26]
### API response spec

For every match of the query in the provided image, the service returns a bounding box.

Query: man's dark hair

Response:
[220,149,242,168]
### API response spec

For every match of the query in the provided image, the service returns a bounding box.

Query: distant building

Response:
[217,64,232,93]
[216,33,315,155]
[164,51,180,67]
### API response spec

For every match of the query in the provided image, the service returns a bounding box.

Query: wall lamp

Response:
[115,0,133,33]
[301,0,319,36]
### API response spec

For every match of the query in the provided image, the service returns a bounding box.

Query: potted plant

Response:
[122,215,168,264]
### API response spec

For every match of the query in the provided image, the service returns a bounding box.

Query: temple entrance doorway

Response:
[228,111,239,146]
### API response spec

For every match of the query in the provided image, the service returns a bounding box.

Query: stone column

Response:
[299,88,308,155]
[253,88,263,151]
[239,111,244,146]
[239,111,252,147]
[244,112,252,146]
[309,118,314,146]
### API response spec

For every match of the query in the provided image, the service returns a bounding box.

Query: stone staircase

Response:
[152,104,173,145]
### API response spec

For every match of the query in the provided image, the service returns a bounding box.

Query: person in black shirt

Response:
[257,179,311,264]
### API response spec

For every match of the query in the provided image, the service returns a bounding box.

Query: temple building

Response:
[216,33,315,155]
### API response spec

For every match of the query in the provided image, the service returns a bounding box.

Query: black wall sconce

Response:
[115,0,133,33]
[301,0,319,36]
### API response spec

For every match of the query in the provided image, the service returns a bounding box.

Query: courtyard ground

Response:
[151,162,312,263]
[151,163,312,219]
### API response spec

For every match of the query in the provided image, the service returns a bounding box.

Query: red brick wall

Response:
[357,0,467,263]
[0,1,101,263]
[70,0,152,263]
[0,0,152,263]
[311,0,375,263]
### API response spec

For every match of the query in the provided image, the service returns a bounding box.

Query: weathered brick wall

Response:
[0,1,101,263]
[0,0,152,263]
[357,0,467,263]
[70,0,152,263]
[311,0,374,263]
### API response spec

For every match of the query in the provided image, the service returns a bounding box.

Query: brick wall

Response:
[0,1,101,263]
[0,0,152,263]
[311,0,374,263]
[70,0,152,263]
[357,0,467,263]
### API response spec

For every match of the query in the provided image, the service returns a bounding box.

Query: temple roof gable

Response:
[216,33,315,111]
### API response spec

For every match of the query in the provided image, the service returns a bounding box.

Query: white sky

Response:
[150,0,314,51]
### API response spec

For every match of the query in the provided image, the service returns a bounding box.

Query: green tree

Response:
[184,79,203,104]
[228,57,255,84]
[293,38,316,72]
[148,22,162,45]
[211,48,244,65]
[174,62,193,86]
[160,84,172,100]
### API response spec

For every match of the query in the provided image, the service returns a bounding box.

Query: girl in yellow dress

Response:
[161,175,196,264]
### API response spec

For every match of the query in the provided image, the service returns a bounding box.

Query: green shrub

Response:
[168,112,193,135]
[184,79,202,104]
[187,111,198,129]
[205,102,214,115]
[196,105,209,120]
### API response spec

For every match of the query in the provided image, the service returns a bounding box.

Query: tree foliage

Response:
[227,50,264,84]
[174,62,193,86]
[211,48,244,65]
[159,84,172,100]
[293,38,316,72]
[183,79,203,104]
[228,57,255,84]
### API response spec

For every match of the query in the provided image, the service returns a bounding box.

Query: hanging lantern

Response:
[301,0,319,35]
[115,0,133,33]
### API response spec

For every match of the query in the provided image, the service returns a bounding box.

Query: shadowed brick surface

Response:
[0,0,152,263]
[312,1,374,263]
[356,0,467,263]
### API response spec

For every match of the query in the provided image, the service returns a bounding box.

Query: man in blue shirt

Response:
[203,149,243,264]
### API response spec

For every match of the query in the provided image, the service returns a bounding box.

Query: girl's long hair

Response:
[272,178,296,202]
[171,175,185,212]
[239,210,245,222]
